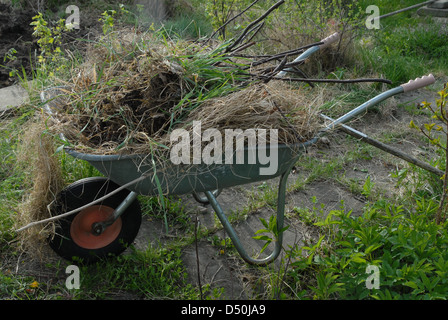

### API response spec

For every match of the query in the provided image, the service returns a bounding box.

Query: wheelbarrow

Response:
[42,72,437,265]
[41,32,342,264]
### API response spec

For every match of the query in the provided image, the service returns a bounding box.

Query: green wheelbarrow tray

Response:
[63,141,310,266]
[64,143,308,196]
[44,73,437,265]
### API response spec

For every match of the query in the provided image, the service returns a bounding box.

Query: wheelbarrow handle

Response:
[318,32,341,49]
[319,73,436,135]
[293,32,340,60]
[277,32,341,78]
[400,74,435,93]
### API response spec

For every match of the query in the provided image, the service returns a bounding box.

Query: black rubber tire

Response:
[48,177,142,264]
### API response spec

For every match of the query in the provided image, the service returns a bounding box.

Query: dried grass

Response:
[172,82,320,147]
[47,81,321,158]
[14,118,65,259]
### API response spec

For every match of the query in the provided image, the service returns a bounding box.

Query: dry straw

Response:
[14,118,65,259]
[47,81,321,157]
[49,30,193,155]
[179,82,320,146]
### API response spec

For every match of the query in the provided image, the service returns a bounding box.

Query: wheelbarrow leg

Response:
[205,167,291,266]
[192,189,222,205]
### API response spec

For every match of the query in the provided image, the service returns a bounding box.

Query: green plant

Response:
[410,84,448,224]
[203,0,253,39]
[30,12,71,78]
[99,4,130,35]
[253,215,289,254]
[62,246,199,299]
[281,199,448,300]
[361,175,374,198]
[309,272,345,300]
[2,48,18,77]
[0,273,43,299]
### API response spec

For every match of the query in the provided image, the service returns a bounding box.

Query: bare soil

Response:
[0,3,36,88]
[0,2,103,89]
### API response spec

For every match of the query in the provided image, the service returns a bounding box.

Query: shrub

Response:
[285,200,448,299]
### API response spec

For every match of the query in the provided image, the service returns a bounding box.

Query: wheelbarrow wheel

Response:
[48,177,142,264]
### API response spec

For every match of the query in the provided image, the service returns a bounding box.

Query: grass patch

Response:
[69,247,199,299]
[354,0,448,85]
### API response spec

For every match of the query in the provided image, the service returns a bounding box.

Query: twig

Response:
[332,120,445,178]
[228,41,256,55]
[265,88,304,142]
[247,41,323,68]
[208,0,261,41]
[15,174,148,233]
[230,42,320,60]
[263,54,289,83]
[258,57,306,75]
[251,74,393,85]
[289,67,315,88]
[194,216,203,300]
[436,139,448,224]
[232,21,266,52]
[378,0,436,20]
[226,0,285,52]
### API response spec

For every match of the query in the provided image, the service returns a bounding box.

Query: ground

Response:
[0,3,35,88]
[0,2,446,300]
[0,2,102,89]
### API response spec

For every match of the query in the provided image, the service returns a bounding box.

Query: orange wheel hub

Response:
[70,205,122,249]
